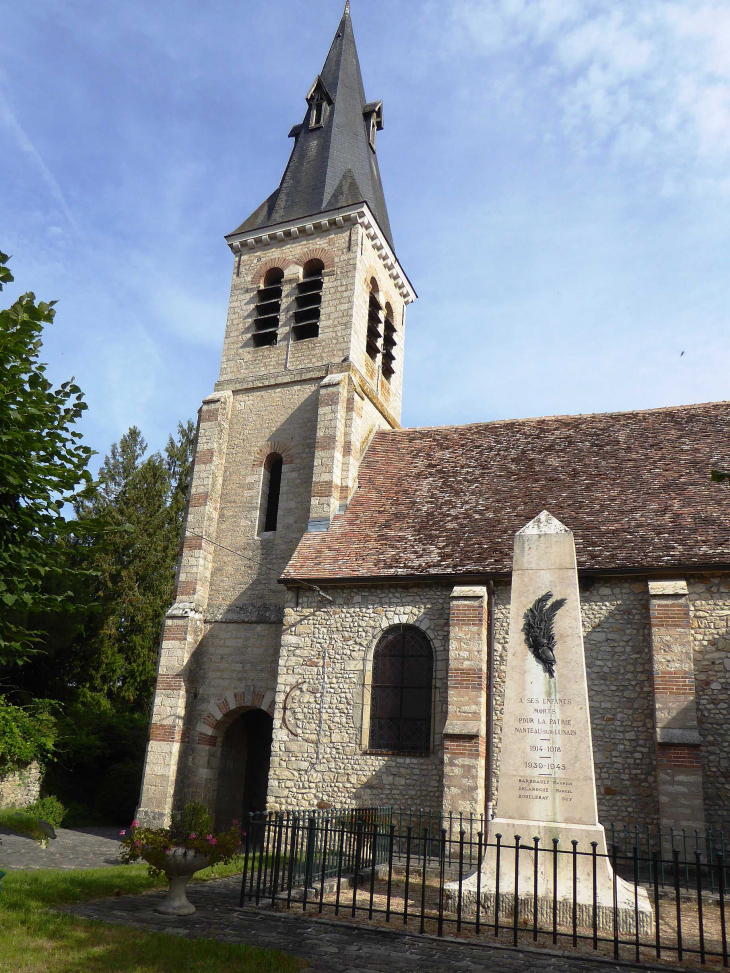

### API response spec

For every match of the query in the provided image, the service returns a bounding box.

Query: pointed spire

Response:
[231,4,393,247]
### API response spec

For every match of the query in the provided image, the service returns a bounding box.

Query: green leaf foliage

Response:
[0,251,13,291]
[0,253,106,665]
[42,692,150,825]
[0,694,56,774]
[10,420,195,712]
[70,421,196,705]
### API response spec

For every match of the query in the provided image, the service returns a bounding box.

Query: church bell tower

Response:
[137,2,415,826]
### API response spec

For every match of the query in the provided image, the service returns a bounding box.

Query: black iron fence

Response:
[239,809,730,967]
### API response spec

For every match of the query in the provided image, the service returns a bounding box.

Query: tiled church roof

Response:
[283,402,730,582]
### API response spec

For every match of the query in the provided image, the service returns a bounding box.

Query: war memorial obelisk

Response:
[457,511,651,931]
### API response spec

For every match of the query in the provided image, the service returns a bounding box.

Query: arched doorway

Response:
[214,709,273,829]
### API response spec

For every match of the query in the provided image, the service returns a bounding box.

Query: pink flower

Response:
[165,848,172,854]
[134,840,142,848]
[242,831,247,837]
[232,819,239,826]
[119,830,126,836]
[189,833,197,839]
[205,834,213,840]
[130,820,139,828]
[208,837,218,846]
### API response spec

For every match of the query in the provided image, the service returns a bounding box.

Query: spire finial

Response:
[344,0,350,14]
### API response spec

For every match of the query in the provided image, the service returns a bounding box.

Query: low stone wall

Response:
[0,761,41,808]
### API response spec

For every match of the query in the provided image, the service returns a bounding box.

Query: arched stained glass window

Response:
[369,626,433,753]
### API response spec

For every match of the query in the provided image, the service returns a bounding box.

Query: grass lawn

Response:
[0,807,53,844]
[0,863,306,972]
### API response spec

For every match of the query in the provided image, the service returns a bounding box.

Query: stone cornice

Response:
[224,202,417,305]
[214,360,401,431]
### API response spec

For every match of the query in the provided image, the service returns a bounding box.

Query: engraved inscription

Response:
[513,695,575,805]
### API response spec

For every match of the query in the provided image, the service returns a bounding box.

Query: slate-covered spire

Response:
[232,2,394,247]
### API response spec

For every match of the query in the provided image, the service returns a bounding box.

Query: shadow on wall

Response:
[352,754,443,815]
[224,394,319,611]
[582,592,658,828]
[214,708,273,830]
[168,400,318,823]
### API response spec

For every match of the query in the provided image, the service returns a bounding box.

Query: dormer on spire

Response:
[306,77,334,130]
[363,100,384,149]
[230,2,394,247]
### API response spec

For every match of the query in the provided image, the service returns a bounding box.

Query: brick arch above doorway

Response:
[195,687,276,747]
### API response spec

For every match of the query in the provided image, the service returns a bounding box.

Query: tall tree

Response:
[69,421,196,707]
[0,252,103,667]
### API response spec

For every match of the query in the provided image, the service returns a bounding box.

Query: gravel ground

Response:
[67,875,683,973]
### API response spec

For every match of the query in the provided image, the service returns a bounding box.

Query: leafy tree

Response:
[0,252,104,666]
[42,692,149,824]
[0,695,56,774]
[68,421,196,707]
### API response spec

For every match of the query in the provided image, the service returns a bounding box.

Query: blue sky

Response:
[2,0,729,468]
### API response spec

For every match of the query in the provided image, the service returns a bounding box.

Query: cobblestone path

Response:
[68,875,677,973]
[0,825,122,870]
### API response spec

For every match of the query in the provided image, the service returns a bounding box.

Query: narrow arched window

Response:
[259,453,283,533]
[293,260,324,341]
[253,268,283,347]
[366,279,382,361]
[369,626,433,753]
[381,303,396,379]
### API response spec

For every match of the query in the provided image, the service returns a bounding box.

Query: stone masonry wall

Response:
[689,574,730,827]
[0,762,41,808]
[205,380,321,612]
[274,579,661,825]
[268,584,451,811]
[491,579,658,829]
[216,222,407,427]
[171,620,282,812]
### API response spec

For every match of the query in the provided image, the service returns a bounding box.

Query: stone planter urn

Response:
[153,848,210,916]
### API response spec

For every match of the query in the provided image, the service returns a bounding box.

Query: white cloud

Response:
[431,0,730,190]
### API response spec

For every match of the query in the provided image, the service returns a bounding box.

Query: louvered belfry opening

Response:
[369,626,433,753]
[293,259,324,341]
[253,268,284,347]
[366,279,382,361]
[381,303,396,379]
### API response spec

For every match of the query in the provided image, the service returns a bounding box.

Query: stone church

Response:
[137,3,730,835]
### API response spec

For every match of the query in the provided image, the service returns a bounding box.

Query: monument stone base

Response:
[446,817,652,935]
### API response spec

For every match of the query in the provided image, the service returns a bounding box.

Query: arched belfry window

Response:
[254,269,283,347]
[259,453,283,533]
[366,279,382,362]
[369,626,433,753]
[293,260,324,341]
[381,303,396,379]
